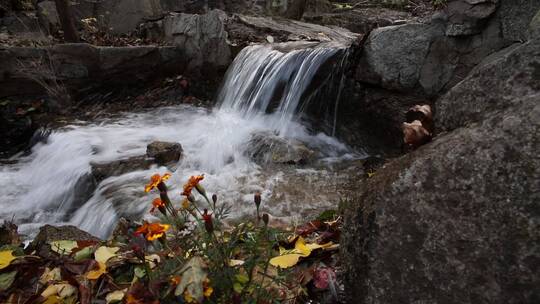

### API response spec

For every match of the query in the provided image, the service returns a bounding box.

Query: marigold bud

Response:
[212,194,217,205]
[254,192,261,209]
[262,213,269,226]
[202,209,214,234]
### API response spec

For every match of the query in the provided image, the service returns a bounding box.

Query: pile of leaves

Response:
[0,173,343,303]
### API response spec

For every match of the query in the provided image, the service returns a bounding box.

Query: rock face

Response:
[0,44,185,99]
[341,28,540,304]
[29,224,100,255]
[162,10,231,74]
[146,141,183,165]
[339,0,540,156]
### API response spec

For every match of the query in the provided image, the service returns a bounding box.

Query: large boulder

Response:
[91,156,153,182]
[444,0,498,36]
[436,37,540,132]
[341,29,540,304]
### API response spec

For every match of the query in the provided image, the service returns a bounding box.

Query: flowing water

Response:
[0,43,364,239]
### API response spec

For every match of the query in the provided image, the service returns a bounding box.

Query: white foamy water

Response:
[0,44,362,239]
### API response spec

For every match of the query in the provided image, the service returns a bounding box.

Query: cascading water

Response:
[0,42,363,239]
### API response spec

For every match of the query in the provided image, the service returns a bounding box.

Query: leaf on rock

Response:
[49,240,78,255]
[174,256,207,303]
[0,250,16,270]
[41,283,78,299]
[0,271,17,291]
[73,246,94,261]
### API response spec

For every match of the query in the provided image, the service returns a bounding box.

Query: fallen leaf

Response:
[94,246,119,264]
[0,250,16,270]
[73,246,93,261]
[145,254,160,269]
[0,271,17,291]
[269,253,303,269]
[41,283,77,299]
[86,262,106,280]
[105,289,126,303]
[49,241,78,255]
[228,259,245,267]
[40,267,62,284]
[174,256,207,303]
[42,295,60,304]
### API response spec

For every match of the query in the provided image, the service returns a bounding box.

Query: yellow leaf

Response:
[41,283,77,299]
[105,289,126,303]
[0,250,16,270]
[269,253,303,269]
[42,295,60,304]
[294,237,312,257]
[86,262,107,280]
[94,246,119,264]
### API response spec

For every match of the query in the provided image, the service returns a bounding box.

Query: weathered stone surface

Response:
[341,27,540,303]
[356,22,445,91]
[246,131,315,165]
[146,141,183,165]
[444,0,498,36]
[436,37,540,132]
[528,8,540,39]
[91,156,153,182]
[0,44,185,99]
[497,0,540,42]
[163,10,231,73]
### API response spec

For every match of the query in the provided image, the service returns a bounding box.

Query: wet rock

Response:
[146,141,183,166]
[0,222,21,246]
[497,0,540,42]
[28,224,100,255]
[530,9,540,39]
[436,35,540,133]
[341,26,540,304]
[91,156,153,182]
[246,131,315,165]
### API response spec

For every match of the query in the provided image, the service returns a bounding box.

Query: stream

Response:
[0,43,365,239]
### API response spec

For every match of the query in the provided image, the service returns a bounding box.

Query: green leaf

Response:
[134,266,146,279]
[73,246,93,261]
[235,273,249,284]
[233,282,243,293]
[0,271,17,291]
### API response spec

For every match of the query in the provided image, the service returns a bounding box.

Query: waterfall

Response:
[0,42,357,239]
[217,43,345,135]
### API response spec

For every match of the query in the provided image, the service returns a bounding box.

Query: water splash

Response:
[0,43,361,239]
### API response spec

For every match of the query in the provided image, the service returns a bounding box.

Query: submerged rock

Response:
[245,131,315,165]
[91,156,152,182]
[146,141,183,166]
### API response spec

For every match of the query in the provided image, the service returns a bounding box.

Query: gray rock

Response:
[163,10,231,73]
[444,0,498,36]
[146,141,183,165]
[496,0,540,42]
[341,28,540,303]
[436,37,540,132]
[91,156,153,182]
[245,131,315,165]
[356,23,445,92]
[529,9,540,39]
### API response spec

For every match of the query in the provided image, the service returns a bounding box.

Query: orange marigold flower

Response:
[170,275,181,286]
[135,221,170,241]
[150,198,165,213]
[181,175,204,196]
[203,278,213,298]
[144,173,171,192]
[181,198,190,209]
